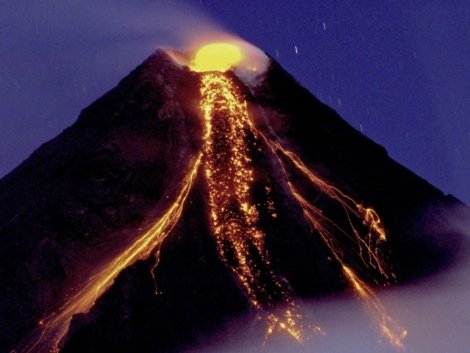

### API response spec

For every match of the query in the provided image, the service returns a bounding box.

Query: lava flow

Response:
[254,131,407,347]
[193,41,405,347]
[200,71,306,341]
[19,155,201,353]
[18,41,407,353]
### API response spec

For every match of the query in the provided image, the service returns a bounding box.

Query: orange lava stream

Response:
[200,72,307,342]
[290,185,407,348]
[256,133,407,348]
[269,141,393,281]
[342,265,408,349]
[21,155,201,353]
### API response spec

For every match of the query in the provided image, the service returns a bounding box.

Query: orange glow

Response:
[342,265,407,349]
[265,140,394,282]
[190,43,242,72]
[21,155,201,353]
[200,72,306,342]
[19,47,407,352]
[291,187,407,348]
[255,135,406,348]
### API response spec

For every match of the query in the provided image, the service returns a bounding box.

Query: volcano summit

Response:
[0,43,464,353]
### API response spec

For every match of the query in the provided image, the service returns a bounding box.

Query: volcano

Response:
[0,45,464,353]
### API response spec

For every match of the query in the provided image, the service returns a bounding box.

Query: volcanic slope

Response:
[0,49,463,353]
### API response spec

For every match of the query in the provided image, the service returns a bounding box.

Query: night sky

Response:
[1,1,469,203]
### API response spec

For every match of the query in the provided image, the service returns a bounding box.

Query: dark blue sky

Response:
[1,1,469,203]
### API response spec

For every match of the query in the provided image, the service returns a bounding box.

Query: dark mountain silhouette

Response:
[0,49,464,353]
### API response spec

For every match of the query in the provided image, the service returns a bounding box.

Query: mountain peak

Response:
[1,48,464,353]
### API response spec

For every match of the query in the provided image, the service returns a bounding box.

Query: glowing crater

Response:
[190,42,243,72]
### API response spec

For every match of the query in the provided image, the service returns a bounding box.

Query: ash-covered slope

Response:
[0,49,463,353]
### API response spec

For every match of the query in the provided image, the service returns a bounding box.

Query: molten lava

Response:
[20,156,202,353]
[19,42,407,352]
[194,43,405,347]
[190,42,242,72]
[200,72,306,341]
